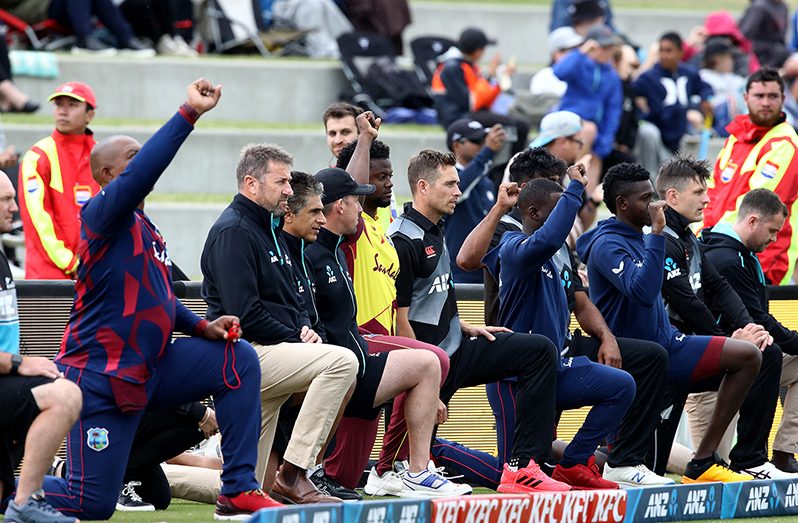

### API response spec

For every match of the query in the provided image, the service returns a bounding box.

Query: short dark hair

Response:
[746,67,784,94]
[288,170,324,214]
[660,32,683,50]
[602,162,651,214]
[322,102,363,127]
[407,149,456,195]
[518,178,563,212]
[509,148,568,185]
[335,140,391,170]
[738,188,787,221]
[655,155,710,195]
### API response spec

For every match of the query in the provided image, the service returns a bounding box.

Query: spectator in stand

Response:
[633,33,713,156]
[265,0,352,58]
[605,44,641,174]
[443,119,506,284]
[739,0,790,69]
[323,102,362,162]
[551,0,613,34]
[47,0,154,56]
[553,24,622,195]
[700,41,747,136]
[431,27,529,154]
[529,27,584,99]
[0,35,38,113]
[116,0,198,57]
[344,0,411,56]
[702,188,798,474]
[685,11,760,78]
[18,81,100,280]
[700,68,798,285]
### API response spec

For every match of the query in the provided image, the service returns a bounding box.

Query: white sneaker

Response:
[740,461,798,480]
[603,463,675,488]
[400,468,472,498]
[174,35,199,57]
[363,467,403,496]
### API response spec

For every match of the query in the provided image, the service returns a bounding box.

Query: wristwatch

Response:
[9,353,22,375]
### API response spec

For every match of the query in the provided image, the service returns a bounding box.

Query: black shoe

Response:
[773,450,798,474]
[309,468,362,502]
[118,37,155,57]
[72,36,117,56]
[116,481,155,511]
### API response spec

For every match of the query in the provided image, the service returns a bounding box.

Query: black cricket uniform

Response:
[389,204,558,466]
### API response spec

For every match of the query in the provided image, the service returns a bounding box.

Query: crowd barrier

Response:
[245,478,798,523]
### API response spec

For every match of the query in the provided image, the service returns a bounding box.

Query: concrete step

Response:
[11,6,707,123]
[3,122,445,197]
[14,56,349,125]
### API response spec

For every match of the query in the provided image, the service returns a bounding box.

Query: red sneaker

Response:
[215,489,284,520]
[497,459,571,493]
[552,457,620,490]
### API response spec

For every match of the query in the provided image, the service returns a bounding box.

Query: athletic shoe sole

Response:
[115,503,155,511]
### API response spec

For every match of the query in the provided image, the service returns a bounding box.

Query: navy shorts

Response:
[344,352,388,420]
[665,332,725,383]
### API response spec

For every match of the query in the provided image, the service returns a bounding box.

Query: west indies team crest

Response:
[86,427,109,452]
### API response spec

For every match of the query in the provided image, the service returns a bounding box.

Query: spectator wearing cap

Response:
[18,81,100,279]
[553,24,623,194]
[632,32,713,155]
[445,119,507,283]
[529,111,584,165]
[431,27,529,154]
[550,0,614,34]
[530,27,584,98]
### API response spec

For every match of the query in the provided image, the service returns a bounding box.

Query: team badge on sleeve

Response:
[87,427,109,452]
[760,161,779,180]
[25,175,39,193]
[74,185,92,206]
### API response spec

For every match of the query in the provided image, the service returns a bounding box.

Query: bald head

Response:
[90,135,142,187]
[0,170,18,233]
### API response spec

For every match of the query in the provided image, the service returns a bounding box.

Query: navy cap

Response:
[315,167,375,205]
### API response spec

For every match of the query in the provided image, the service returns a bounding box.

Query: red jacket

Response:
[702,114,798,284]
[19,130,98,279]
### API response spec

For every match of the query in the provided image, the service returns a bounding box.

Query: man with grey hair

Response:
[200,143,359,504]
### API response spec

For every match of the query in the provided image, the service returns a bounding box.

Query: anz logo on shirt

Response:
[326,265,338,284]
[665,257,681,280]
[561,268,572,289]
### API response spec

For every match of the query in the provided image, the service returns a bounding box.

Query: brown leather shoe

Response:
[272,472,343,504]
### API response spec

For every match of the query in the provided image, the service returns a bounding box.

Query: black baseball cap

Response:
[315,167,375,205]
[446,119,488,150]
[458,28,496,54]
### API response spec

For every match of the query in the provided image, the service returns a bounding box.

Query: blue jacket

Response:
[553,50,622,158]
[447,147,496,284]
[484,180,583,349]
[631,63,713,151]
[576,218,678,347]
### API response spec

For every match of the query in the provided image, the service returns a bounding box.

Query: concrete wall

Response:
[3,124,447,196]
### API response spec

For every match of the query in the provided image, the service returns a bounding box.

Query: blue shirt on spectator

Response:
[553,50,622,158]
[632,63,713,152]
[446,147,495,284]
